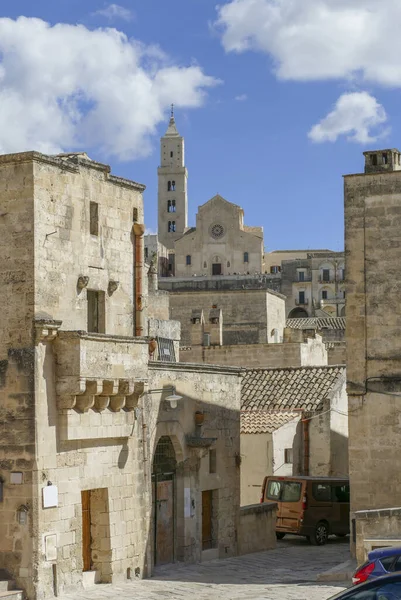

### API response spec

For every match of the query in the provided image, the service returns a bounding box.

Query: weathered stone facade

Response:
[169,288,286,347]
[0,151,243,600]
[345,147,401,558]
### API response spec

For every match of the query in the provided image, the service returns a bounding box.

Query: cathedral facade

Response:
[157,113,264,277]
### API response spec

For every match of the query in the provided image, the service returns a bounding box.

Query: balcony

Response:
[295,299,309,306]
[52,330,149,441]
[295,276,312,283]
[319,277,336,284]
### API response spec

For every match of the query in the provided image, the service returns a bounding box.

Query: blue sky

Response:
[1,0,400,251]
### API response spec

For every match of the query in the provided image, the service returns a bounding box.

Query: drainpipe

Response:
[133,223,145,337]
[302,415,310,476]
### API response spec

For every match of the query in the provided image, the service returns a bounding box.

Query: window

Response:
[371,154,378,166]
[340,268,345,280]
[186,255,191,266]
[299,291,305,304]
[270,266,281,274]
[298,271,305,282]
[167,200,176,213]
[322,269,330,282]
[284,448,293,464]
[281,481,301,502]
[168,221,176,233]
[168,181,172,191]
[243,252,249,263]
[322,290,328,300]
[170,151,173,158]
[89,201,99,236]
[133,207,138,222]
[203,261,207,268]
[332,484,350,503]
[382,152,388,165]
[312,483,331,502]
[227,261,230,268]
[343,290,346,299]
[209,449,217,474]
[266,480,281,501]
[379,556,396,571]
[172,180,176,191]
[87,290,105,334]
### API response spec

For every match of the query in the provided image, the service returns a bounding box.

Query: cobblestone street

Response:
[61,536,350,600]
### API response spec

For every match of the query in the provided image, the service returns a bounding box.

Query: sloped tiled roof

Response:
[241,410,301,434]
[242,365,345,412]
[286,317,346,330]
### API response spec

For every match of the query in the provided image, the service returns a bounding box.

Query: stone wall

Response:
[327,343,346,365]
[308,375,348,477]
[180,336,328,369]
[345,162,401,557]
[148,362,242,563]
[355,507,401,565]
[0,156,37,599]
[169,289,286,347]
[238,503,277,555]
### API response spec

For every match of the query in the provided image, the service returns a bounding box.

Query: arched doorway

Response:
[152,436,177,565]
[288,307,308,318]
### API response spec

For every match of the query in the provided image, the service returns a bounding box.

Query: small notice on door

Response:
[184,487,191,518]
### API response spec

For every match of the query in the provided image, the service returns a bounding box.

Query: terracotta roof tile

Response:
[241,365,345,412]
[241,410,301,434]
[286,317,346,330]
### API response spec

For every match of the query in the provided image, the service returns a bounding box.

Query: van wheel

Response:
[276,533,286,540]
[310,522,329,546]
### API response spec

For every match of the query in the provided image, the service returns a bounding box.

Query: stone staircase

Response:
[0,571,24,600]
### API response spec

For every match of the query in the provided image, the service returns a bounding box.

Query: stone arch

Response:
[288,307,308,319]
[151,425,186,567]
[340,306,346,316]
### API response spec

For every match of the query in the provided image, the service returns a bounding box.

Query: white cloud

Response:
[214,0,401,86]
[308,92,388,144]
[235,93,248,101]
[94,4,134,22]
[0,17,219,160]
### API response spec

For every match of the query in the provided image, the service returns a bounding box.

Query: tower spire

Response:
[165,104,179,137]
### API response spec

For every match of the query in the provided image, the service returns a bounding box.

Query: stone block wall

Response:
[355,507,401,565]
[238,503,277,555]
[148,362,242,563]
[345,165,401,556]
[180,337,328,369]
[169,289,285,347]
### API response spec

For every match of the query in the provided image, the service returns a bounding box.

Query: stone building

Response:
[0,150,245,600]
[153,113,264,277]
[345,147,401,561]
[265,250,345,318]
[240,365,348,506]
[286,316,346,365]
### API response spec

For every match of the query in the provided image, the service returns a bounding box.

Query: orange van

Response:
[260,475,350,546]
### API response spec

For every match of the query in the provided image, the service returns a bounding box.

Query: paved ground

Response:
[62,536,351,600]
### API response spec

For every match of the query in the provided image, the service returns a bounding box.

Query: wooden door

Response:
[202,490,213,550]
[154,477,174,565]
[212,263,222,276]
[82,490,91,572]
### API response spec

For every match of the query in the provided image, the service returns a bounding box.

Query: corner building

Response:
[0,151,242,599]
[345,148,401,560]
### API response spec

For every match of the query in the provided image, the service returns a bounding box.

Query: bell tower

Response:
[157,106,188,249]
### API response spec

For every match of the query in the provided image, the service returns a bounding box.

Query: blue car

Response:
[353,547,401,585]
[329,573,401,599]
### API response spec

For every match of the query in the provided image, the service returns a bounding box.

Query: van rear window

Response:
[266,480,301,502]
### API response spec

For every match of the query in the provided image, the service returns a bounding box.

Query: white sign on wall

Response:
[43,485,58,509]
[45,534,57,561]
